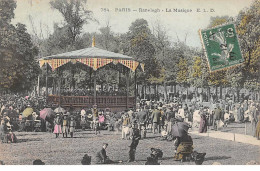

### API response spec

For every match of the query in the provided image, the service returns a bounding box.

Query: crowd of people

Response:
[0,92,260,165]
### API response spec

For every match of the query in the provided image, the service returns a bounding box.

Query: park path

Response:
[189,130,260,146]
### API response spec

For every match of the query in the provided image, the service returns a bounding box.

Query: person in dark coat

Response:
[151,106,161,134]
[237,104,244,123]
[199,109,208,133]
[250,104,258,137]
[165,107,175,134]
[95,143,110,164]
[128,121,141,162]
[213,104,222,130]
[81,154,91,165]
[136,109,148,138]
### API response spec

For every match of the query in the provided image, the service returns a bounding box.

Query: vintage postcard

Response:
[0,0,259,166]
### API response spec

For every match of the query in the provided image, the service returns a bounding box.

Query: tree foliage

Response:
[123,19,162,84]
[0,0,40,92]
[50,0,95,44]
[176,58,188,86]
[236,0,260,85]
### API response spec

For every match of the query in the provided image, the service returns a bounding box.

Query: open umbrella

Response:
[22,108,34,117]
[40,108,55,120]
[54,106,66,114]
[171,122,190,138]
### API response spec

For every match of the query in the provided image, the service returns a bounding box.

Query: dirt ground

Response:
[0,129,259,165]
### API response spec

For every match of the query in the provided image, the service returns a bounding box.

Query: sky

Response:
[12,0,254,48]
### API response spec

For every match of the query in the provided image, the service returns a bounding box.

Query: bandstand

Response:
[38,38,144,111]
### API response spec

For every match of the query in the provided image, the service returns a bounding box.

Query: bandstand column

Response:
[126,71,129,109]
[93,70,97,105]
[45,64,49,98]
[134,69,137,109]
[58,68,62,106]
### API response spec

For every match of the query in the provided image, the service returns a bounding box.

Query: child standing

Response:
[69,116,76,138]
[62,114,69,138]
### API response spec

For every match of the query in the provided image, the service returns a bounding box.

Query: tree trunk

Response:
[237,88,240,102]
[101,83,103,92]
[141,84,144,99]
[164,82,167,103]
[144,84,146,100]
[156,84,159,101]
[154,84,157,101]
[220,85,223,100]
[186,86,188,102]
[136,83,139,99]
[37,76,40,96]
[215,86,218,101]
[195,87,198,99]
[149,85,151,101]
[174,84,177,95]
[207,87,210,102]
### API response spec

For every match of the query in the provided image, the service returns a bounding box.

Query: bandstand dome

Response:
[39,41,144,72]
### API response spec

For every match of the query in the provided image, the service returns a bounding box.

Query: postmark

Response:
[199,23,244,72]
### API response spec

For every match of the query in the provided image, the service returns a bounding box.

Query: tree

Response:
[176,58,188,86]
[124,19,161,81]
[236,0,260,91]
[0,0,40,92]
[188,56,209,89]
[208,16,231,28]
[50,0,96,44]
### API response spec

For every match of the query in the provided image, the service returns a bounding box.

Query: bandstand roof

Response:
[39,43,144,72]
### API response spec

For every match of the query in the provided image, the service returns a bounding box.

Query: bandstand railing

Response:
[47,95,135,109]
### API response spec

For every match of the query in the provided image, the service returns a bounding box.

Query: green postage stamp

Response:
[199,23,244,72]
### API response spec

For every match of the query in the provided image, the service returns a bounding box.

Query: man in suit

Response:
[213,104,222,130]
[136,107,148,138]
[128,121,141,162]
[151,105,161,134]
[165,107,175,134]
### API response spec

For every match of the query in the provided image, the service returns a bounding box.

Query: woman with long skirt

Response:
[53,114,62,138]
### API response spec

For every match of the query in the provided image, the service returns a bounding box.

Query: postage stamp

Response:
[199,23,244,72]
